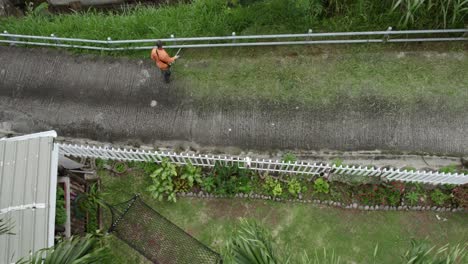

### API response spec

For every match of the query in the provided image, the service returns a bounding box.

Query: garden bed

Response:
[97,158,468,212]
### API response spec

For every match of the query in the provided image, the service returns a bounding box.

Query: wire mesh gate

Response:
[108,195,222,264]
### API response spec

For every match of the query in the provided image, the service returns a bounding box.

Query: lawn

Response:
[100,170,468,264]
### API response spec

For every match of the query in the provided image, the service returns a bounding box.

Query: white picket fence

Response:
[56,143,468,185]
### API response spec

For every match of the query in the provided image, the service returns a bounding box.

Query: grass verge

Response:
[173,44,468,110]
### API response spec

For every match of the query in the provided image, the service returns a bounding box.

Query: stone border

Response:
[176,192,466,213]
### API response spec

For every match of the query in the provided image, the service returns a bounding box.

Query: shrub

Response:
[180,163,203,188]
[287,178,306,198]
[405,191,420,206]
[201,176,216,193]
[313,178,330,194]
[263,176,283,197]
[430,189,450,206]
[147,159,177,202]
[55,186,67,226]
[209,162,252,195]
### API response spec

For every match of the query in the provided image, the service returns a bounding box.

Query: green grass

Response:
[0,0,465,41]
[173,44,468,109]
[100,170,468,264]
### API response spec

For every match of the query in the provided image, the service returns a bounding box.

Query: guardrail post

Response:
[383,26,392,43]
[171,34,176,45]
[50,34,60,46]
[3,30,16,46]
[307,29,312,41]
[107,37,112,51]
[232,32,236,43]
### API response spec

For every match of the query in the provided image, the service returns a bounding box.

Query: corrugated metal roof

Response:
[0,131,58,263]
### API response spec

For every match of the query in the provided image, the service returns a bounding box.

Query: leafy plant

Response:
[113,162,127,174]
[287,178,305,198]
[147,159,177,202]
[17,233,110,264]
[226,219,283,264]
[55,186,67,226]
[138,161,160,175]
[264,176,283,197]
[94,158,106,170]
[402,239,467,264]
[313,178,330,194]
[201,176,216,193]
[405,191,420,206]
[282,152,297,163]
[210,162,252,195]
[180,163,203,188]
[439,164,458,174]
[431,189,450,206]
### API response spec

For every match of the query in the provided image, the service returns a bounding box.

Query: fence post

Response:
[171,34,176,45]
[307,28,312,41]
[232,32,236,43]
[245,157,251,168]
[383,26,392,43]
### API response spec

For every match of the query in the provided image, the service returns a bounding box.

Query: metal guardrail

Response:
[57,143,468,185]
[1,28,467,51]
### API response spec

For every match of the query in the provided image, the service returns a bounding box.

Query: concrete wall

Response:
[0,46,467,155]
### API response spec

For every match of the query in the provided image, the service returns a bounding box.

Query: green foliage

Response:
[391,0,468,28]
[95,158,106,170]
[138,161,160,175]
[331,159,344,167]
[209,162,252,195]
[439,164,458,174]
[147,159,177,202]
[282,152,297,163]
[18,233,110,264]
[55,186,67,226]
[263,176,283,197]
[226,219,283,264]
[430,189,450,206]
[402,239,467,264]
[405,191,420,206]
[113,162,127,173]
[180,163,203,188]
[403,166,417,172]
[201,176,216,193]
[287,178,306,198]
[2,0,464,49]
[313,178,330,194]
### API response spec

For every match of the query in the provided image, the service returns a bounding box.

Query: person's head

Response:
[156,40,163,48]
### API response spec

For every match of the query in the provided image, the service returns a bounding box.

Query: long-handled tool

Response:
[175,48,182,57]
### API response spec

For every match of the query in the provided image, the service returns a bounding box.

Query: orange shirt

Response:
[151,48,175,70]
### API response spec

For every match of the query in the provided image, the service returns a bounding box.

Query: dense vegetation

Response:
[98,158,468,209]
[1,0,466,40]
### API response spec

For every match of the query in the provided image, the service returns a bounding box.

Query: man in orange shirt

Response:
[151,40,180,83]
